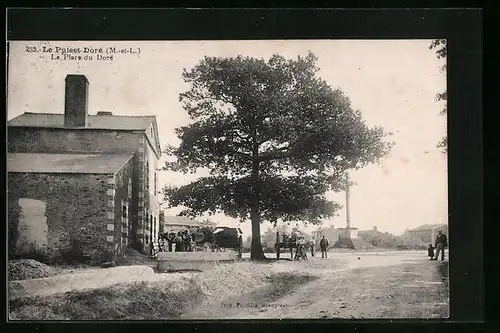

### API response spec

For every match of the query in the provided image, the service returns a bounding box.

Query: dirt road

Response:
[184,250,449,319]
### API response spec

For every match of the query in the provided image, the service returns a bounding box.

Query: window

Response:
[154,171,157,194]
[153,216,157,240]
[150,215,153,242]
[128,178,132,198]
[145,161,149,191]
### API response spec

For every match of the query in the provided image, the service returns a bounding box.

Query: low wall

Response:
[156,251,239,272]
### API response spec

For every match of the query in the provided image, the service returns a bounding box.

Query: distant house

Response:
[312,225,341,242]
[8,74,162,264]
[312,224,359,242]
[407,224,448,244]
[162,216,204,233]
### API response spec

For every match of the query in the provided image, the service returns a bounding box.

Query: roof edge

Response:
[113,154,135,177]
[7,125,148,132]
[8,171,116,175]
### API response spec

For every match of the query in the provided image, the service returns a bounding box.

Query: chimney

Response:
[64,74,89,127]
[97,111,113,116]
[373,226,378,232]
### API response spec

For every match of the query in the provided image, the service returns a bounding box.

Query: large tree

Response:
[429,39,447,152]
[163,52,392,260]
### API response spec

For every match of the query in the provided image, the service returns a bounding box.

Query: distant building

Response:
[407,224,448,244]
[162,216,204,233]
[8,74,162,264]
[312,225,341,243]
[312,225,359,243]
[358,225,382,239]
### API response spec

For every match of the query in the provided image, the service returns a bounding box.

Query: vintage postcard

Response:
[7,39,448,320]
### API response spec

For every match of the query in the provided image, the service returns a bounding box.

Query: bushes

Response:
[9,245,52,264]
[58,239,96,264]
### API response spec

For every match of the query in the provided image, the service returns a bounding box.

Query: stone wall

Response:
[109,159,134,259]
[8,172,111,264]
[8,127,143,155]
[135,138,161,251]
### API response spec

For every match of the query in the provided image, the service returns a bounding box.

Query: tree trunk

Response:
[250,203,266,260]
[249,169,266,260]
[249,133,266,260]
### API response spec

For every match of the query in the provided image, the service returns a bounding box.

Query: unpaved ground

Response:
[9,265,196,300]
[184,251,449,319]
[9,250,449,320]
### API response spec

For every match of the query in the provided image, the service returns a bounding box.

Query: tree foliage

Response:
[429,39,447,152]
[163,52,392,259]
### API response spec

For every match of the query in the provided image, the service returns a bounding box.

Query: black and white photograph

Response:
[7,39,449,320]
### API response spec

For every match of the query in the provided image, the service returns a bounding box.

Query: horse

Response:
[275,234,300,259]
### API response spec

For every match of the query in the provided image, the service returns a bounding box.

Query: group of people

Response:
[287,233,331,260]
[309,235,330,259]
[152,229,195,256]
[427,230,448,261]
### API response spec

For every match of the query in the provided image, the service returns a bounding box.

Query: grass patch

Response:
[9,278,201,320]
[181,268,319,319]
[250,272,318,304]
[8,261,278,320]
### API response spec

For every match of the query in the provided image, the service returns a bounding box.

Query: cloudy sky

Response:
[7,40,447,236]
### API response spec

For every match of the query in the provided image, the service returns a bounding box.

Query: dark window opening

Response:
[150,215,153,242]
[154,172,157,194]
[145,161,149,191]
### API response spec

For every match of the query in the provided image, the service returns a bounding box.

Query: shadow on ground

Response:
[182,271,318,319]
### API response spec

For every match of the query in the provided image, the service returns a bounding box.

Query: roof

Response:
[8,153,134,174]
[163,216,204,227]
[8,112,156,131]
[409,224,447,232]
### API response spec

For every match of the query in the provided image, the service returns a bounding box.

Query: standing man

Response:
[320,235,329,259]
[167,232,174,252]
[433,230,448,261]
[310,237,316,257]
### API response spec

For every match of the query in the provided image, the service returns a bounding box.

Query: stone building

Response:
[7,74,162,263]
[311,225,341,243]
[407,223,448,245]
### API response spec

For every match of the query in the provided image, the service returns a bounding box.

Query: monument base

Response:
[333,235,355,249]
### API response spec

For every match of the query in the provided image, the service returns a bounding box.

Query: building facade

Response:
[8,153,133,263]
[408,224,448,245]
[8,74,162,263]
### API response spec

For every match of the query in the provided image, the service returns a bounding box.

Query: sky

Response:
[7,40,447,237]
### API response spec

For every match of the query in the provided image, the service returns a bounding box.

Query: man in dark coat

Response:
[320,235,329,259]
[167,232,175,252]
[175,232,184,252]
[433,231,447,261]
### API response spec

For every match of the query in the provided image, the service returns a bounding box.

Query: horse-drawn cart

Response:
[274,230,308,260]
[158,225,243,259]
